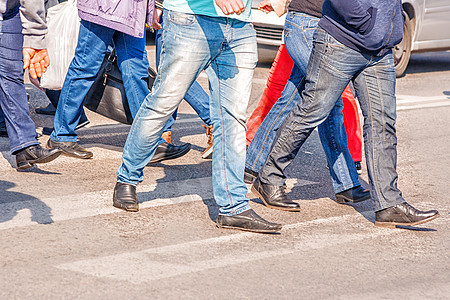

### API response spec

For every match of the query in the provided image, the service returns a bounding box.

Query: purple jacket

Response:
[77,0,154,38]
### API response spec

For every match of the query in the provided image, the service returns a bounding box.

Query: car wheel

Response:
[393,13,412,77]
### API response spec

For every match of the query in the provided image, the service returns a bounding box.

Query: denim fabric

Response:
[0,10,39,154]
[117,10,257,215]
[51,20,153,143]
[246,12,359,193]
[259,27,405,211]
[155,16,212,131]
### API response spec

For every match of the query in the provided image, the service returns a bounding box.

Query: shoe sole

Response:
[16,150,62,170]
[374,213,440,228]
[201,147,213,159]
[113,200,139,212]
[147,145,191,164]
[216,223,281,233]
[251,185,301,212]
[335,192,371,204]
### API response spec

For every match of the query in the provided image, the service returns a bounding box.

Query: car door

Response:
[415,0,450,50]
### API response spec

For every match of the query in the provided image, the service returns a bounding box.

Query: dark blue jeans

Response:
[259,27,405,211]
[0,8,39,154]
[51,20,153,142]
[246,12,359,193]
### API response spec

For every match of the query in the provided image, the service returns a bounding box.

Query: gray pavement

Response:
[0,46,449,299]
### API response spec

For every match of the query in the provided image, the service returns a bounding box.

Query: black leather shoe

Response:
[0,126,7,138]
[251,177,300,212]
[15,145,62,170]
[375,203,440,228]
[216,209,282,233]
[47,138,93,159]
[113,182,139,212]
[335,185,371,204]
[35,103,56,115]
[244,167,258,184]
[147,142,191,164]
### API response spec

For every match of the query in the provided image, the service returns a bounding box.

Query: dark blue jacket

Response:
[318,0,404,56]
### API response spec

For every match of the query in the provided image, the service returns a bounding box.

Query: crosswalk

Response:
[396,94,450,111]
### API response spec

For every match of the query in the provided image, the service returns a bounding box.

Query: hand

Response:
[215,0,245,15]
[23,48,50,79]
[258,0,274,13]
[152,7,163,30]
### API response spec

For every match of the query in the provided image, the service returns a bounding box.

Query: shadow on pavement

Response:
[0,180,53,224]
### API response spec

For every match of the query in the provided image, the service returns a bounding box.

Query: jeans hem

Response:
[218,204,251,216]
[11,141,39,155]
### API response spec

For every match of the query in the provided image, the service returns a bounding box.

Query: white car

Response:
[252,0,450,77]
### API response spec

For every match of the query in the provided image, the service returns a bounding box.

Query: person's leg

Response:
[246,44,294,145]
[50,20,115,143]
[116,10,209,187]
[205,18,257,216]
[352,52,405,211]
[258,28,363,186]
[247,12,362,196]
[0,9,39,153]
[0,8,61,168]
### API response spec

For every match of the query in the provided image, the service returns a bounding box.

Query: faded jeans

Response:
[117,10,257,215]
[246,12,360,193]
[259,27,405,211]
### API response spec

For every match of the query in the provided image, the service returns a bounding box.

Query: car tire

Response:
[394,13,413,77]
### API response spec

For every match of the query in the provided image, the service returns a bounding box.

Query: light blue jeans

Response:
[117,10,257,215]
[259,27,405,211]
[246,12,359,193]
[51,20,152,142]
[155,16,211,129]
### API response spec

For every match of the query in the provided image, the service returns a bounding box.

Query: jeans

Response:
[246,12,359,193]
[155,17,212,129]
[0,8,39,154]
[51,20,151,142]
[260,27,405,211]
[118,10,257,215]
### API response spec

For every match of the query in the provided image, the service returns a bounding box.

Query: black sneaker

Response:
[15,145,62,170]
[355,161,362,175]
[35,103,56,115]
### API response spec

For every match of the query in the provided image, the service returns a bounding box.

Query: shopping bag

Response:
[40,0,80,90]
[83,50,157,125]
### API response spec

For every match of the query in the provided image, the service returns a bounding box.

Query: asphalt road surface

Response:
[0,44,449,299]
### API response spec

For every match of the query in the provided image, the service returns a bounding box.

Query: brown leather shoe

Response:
[113,182,139,212]
[216,209,282,233]
[47,138,93,159]
[251,177,300,212]
[375,202,439,228]
[15,145,62,170]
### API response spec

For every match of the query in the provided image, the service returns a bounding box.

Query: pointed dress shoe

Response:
[47,138,93,159]
[216,209,282,233]
[147,142,191,164]
[335,185,371,204]
[15,145,62,170]
[113,182,139,212]
[375,202,440,228]
[251,177,301,212]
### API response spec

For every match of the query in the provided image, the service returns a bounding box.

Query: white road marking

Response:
[396,95,450,111]
[55,214,402,283]
[0,174,318,231]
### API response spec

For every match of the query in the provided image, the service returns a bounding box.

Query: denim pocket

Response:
[167,10,195,26]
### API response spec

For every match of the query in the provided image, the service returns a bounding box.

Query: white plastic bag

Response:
[40,0,80,90]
